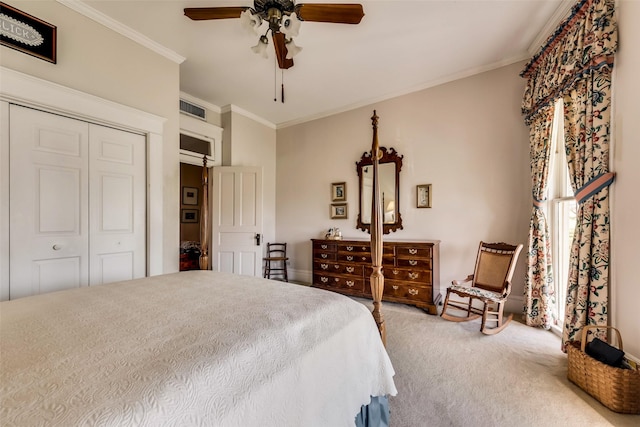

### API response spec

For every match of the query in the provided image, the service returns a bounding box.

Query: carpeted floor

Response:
[354,299,639,427]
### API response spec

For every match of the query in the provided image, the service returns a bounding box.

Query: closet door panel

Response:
[9,105,89,299]
[89,124,146,286]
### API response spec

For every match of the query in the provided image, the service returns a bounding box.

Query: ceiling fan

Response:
[184,1,365,70]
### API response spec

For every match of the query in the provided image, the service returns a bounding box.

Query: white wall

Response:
[277,2,640,357]
[610,0,640,358]
[276,62,531,312]
[0,1,181,273]
[222,108,277,254]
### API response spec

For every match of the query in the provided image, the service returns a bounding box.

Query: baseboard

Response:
[289,268,312,285]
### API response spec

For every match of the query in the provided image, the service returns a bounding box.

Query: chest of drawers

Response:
[311,238,441,314]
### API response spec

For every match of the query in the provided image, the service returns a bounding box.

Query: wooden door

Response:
[212,166,263,276]
[9,105,90,298]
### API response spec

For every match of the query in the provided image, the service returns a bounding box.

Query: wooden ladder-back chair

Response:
[263,243,289,282]
[441,241,523,335]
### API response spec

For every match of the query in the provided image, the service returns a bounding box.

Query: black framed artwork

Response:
[0,2,57,63]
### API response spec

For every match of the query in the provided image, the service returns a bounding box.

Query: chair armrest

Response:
[502,281,512,298]
[452,274,473,286]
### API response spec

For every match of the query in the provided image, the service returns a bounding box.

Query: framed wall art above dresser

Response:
[311,238,440,314]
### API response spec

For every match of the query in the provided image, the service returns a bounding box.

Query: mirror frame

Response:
[356,146,403,234]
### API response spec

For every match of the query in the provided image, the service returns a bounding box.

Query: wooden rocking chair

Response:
[441,241,523,335]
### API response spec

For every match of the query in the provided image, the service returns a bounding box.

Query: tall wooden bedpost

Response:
[369,110,386,346]
[199,155,210,270]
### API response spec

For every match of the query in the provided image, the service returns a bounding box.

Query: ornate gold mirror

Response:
[356,147,403,234]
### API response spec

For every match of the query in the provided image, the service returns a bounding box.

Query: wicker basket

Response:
[567,326,640,414]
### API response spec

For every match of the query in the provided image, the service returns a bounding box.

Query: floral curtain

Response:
[562,68,615,349]
[523,106,555,328]
[520,0,617,347]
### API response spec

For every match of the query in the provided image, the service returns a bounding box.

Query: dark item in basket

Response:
[586,337,625,367]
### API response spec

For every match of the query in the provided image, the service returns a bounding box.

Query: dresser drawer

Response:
[313,241,337,252]
[384,280,432,303]
[338,253,371,264]
[395,245,432,258]
[314,261,363,276]
[381,267,432,284]
[338,242,370,253]
[396,258,432,269]
[339,242,394,256]
[313,273,365,293]
[314,251,337,261]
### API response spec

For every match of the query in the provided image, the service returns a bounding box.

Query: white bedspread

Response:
[0,271,396,426]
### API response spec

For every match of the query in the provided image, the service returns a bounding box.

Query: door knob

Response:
[52,244,61,250]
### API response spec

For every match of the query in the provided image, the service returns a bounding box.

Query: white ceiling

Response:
[79,0,572,127]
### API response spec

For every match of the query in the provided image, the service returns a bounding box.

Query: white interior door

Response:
[89,124,146,285]
[9,105,146,298]
[9,105,89,298]
[212,166,263,276]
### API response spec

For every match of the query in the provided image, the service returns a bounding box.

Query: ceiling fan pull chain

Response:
[281,69,285,103]
[274,55,277,102]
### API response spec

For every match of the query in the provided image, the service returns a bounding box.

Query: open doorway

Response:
[180,163,204,271]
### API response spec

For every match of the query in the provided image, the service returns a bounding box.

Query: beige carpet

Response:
[354,299,639,427]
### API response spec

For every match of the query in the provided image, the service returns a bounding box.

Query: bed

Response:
[0,270,396,426]
[1,111,394,426]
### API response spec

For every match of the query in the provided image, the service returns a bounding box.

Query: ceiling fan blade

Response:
[272,32,294,70]
[295,3,364,24]
[184,7,249,21]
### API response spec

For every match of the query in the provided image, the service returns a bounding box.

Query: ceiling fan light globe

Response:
[280,12,301,38]
[251,35,269,59]
[285,39,302,59]
[240,10,262,34]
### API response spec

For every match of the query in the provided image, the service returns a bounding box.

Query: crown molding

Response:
[222,104,276,129]
[527,0,576,56]
[56,0,185,64]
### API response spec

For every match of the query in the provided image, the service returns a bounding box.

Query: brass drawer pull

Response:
[321,277,328,283]
[392,285,399,290]
[409,288,419,295]
[321,263,328,270]
[321,244,328,249]
[409,260,418,266]
[409,272,419,280]
[346,281,355,287]
[346,266,354,273]
[409,248,417,254]
[392,269,399,275]
[321,254,328,259]
[347,256,353,261]
[334,277,339,282]
[334,264,340,269]
[347,246,353,251]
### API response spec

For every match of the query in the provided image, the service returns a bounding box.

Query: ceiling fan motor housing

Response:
[254,0,295,18]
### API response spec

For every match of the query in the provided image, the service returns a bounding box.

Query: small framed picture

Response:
[330,203,348,219]
[417,184,432,208]
[181,209,199,223]
[182,186,198,205]
[331,182,346,202]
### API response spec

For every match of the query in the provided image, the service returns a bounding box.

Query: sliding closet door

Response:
[9,105,90,298]
[89,124,146,285]
[9,105,146,299]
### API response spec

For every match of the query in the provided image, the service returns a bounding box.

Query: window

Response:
[547,99,577,333]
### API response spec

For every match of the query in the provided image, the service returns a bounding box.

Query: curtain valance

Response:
[520,0,617,125]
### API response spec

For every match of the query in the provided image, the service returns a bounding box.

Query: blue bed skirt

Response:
[355,396,390,427]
